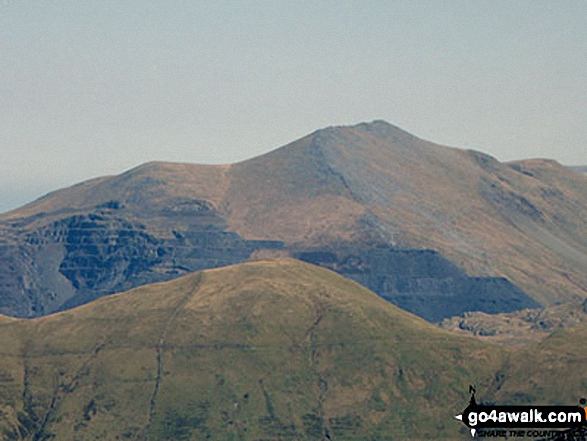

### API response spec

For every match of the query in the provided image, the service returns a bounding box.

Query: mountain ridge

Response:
[0,120,585,319]
[0,120,473,220]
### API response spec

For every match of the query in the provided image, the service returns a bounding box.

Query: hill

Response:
[1,260,585,440]
[0,259,505,440]
[1,121,586,319]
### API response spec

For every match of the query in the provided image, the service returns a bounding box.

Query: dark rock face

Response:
[0,203,536,322]
[0,207,283,317]
[57,214,163,290]
[295,247,540,322]
[0,206,538,321]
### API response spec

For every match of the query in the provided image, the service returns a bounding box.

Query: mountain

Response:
[1,121,586,320]
[569,165,587,175]
[0,259,585,440]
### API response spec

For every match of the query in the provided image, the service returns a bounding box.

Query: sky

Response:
[1,1,586,214]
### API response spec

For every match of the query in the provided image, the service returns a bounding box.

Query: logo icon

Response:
[454,387,586,438]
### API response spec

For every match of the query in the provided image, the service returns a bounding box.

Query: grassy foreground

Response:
[0,259,583,440]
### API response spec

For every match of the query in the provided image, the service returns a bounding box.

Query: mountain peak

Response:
[315,120,418,143]
[1,120,586,322]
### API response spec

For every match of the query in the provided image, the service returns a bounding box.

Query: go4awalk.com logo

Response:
[455,386,587,439]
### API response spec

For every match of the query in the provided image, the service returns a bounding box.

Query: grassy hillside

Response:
[0,260,508,440]
[490,322,587,407]
[0,260,585,440]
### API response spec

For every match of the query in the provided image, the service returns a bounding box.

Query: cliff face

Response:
[295,247,539,322]
[1,205,536,321]
[1,121,586,319]
[0,205,282,317]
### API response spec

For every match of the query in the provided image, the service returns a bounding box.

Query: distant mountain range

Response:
[0,260,585,440]
[1,121,586,320]
[569,165,587,174]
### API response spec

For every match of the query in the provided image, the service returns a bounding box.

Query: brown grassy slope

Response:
[0,162,230,227]
[223,122,587,304]
[0,260,505,440]
[340,126,586,304]
[223,133,368,244]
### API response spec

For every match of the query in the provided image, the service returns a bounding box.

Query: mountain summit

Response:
[1,121,586,318]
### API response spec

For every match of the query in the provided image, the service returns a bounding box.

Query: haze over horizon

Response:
[2,1,586,214]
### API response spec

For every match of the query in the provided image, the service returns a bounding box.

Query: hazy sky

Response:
[1,1,586,213]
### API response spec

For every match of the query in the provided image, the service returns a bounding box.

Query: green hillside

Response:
[0,259,584,440]
[0,259,507,440]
